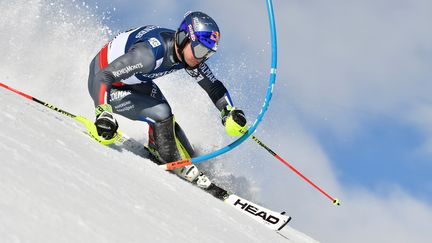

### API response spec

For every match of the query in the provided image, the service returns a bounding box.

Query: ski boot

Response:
[146,116,212,186]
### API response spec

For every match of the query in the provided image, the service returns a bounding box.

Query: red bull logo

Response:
[211,31,220,50]
[210,31,220,42]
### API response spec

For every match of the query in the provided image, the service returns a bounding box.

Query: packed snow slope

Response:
[0,89,318,242]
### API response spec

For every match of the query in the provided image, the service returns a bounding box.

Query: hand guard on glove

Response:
[221,106,247,136]
[94,104,118,139]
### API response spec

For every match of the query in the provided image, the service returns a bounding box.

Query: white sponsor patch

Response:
[148,37,161,48]
[112,63,144,78]
[110,90,132,101]
[114,101,134,112]
[141,69,177,79]
[135,25,159,39]
[155,58,163,70]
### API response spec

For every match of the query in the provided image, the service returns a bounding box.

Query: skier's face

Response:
[183,42,203,68]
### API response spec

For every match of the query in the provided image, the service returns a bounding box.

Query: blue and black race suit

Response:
[87,25,234,124]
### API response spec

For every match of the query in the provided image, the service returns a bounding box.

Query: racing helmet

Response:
[175,11,220,66]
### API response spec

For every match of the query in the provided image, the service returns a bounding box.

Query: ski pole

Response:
[249,134,340,206]
[160,129,340,205]
[1,82,77,118]
[0,82,120,145]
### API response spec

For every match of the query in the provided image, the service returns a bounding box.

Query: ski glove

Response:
[221,106,248,136]
[94,104,119,139]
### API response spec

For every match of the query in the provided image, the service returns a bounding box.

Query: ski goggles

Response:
[191,31,219,60]
[191,41,215,60]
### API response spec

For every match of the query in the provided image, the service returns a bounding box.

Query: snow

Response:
[0,89,318,242]
[0,1,319,242]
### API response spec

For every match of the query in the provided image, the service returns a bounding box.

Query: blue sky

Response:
[4,0,430,242]
[317,113,430,197]
[83,0,432,241]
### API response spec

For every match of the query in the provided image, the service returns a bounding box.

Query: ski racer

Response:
[87,11,247,185]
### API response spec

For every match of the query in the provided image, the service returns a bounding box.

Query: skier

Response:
[87,11,247,185]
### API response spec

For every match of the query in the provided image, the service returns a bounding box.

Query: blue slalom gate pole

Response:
[192,0,278,164]
[163,0,278,169]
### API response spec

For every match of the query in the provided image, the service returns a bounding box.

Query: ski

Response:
[114,132,291,231]
[225,194,291,231]
[1,82,291,231]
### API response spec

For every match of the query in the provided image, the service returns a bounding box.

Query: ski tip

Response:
[277,216,292,231]
[332,198,341,206]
